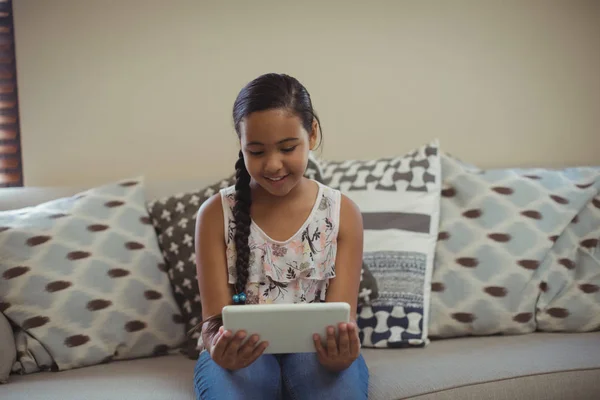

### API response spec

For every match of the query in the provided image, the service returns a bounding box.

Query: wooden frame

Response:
[0,0,22,187]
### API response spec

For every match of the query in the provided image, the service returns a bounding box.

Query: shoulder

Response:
[339,194,362,226]
[338,194,363,238]
[196,193,225,234]
[197,185,236,221]
[314,182,361,227]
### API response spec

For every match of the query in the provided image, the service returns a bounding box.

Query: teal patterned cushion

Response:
[536,188,600,332]
[0,178,185,373]
[429,155,600,338]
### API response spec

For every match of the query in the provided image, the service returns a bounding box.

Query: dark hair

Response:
[230,73,322,302]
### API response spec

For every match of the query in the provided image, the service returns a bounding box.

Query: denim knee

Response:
[194,350,283,400]
[280,352,369,400]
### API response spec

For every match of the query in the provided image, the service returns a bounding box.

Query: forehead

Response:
[239,109,305,144]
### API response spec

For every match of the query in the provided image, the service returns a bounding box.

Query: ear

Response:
[309,119,319,150]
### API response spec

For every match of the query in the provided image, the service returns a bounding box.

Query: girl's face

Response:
[239,108,317,197]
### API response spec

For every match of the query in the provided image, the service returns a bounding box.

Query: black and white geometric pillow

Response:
[320,140,441,348]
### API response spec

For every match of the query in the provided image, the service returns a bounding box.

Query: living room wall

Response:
[12,0,600,187]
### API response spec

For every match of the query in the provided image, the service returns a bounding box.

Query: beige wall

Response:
[13,0,600,187]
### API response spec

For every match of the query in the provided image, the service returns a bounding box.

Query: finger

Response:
[250,341,269,360]
[211,329,222,347]
[226,330,246,359]
[338,323,350,356]
[211,329,231,360]
[313,333,328,360]
[326,326,338,357]
[348,322,361,355]
[239,334,259,361]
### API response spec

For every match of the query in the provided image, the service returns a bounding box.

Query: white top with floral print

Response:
[220,180,342,304]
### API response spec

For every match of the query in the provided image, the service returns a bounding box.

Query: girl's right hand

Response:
[209,326,269,371]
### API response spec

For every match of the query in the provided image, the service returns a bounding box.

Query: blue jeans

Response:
[194,350,369,400]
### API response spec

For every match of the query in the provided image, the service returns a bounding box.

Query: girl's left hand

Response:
[313,322,361,372]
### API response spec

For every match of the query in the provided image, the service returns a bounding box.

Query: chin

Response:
[258,174,301,197]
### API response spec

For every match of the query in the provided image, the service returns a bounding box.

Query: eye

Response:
[281,146,298,153]
[247,150,263,156]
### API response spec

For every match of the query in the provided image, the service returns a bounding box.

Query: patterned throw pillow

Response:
[536,189,600,332]
[147,154,379,358]
[321,141,441,348]
[0,178,185,373]
[428,155,600,338]
[147,175,235,357]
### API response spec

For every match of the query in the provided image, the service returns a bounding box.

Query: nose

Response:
[264,154,283,175]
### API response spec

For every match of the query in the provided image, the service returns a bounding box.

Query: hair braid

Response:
[232,151,252,302]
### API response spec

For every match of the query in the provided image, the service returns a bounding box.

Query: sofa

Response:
[1,145,600,399]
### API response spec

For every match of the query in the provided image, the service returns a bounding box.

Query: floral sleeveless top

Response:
[220,181,341,305]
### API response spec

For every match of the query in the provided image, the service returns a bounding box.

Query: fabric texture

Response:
[147,175,236,357]
[0,178,185,373]
[406,370,600,400]
[0,312,15,383]
[2,354,197,400]
[3,333,599,400]
[429,155,600,338]
[320,141,442,348]
[536,189,600,332]
[194,351,369,400]
[147,154,379,358]
[221,181,340,304]
[362,331,600,400]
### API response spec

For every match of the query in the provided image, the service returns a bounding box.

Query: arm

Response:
[194,194,233,350]
[325,194,364,321]
[313,194,364,372]
[194,194,269,369]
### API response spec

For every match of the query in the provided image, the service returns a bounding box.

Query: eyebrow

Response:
[246,138,299,146]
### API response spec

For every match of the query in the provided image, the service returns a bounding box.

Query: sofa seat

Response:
[366,331,600,399]
[2,332,599,400]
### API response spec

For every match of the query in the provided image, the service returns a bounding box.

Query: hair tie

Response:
[233,292,247,304]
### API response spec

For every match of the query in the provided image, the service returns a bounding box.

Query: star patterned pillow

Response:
[147,177,234,357]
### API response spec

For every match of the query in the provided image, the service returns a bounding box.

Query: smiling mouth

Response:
[265,175,289,182]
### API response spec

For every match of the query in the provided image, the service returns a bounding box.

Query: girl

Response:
[193,73,369,399]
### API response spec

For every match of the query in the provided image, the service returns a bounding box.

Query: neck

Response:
[249,177,312,206]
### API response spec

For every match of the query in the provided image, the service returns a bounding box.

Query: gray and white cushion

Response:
[536,190,600,332]
[428,155,600,338]
[0,178,185,373]
[321,141,441,348]
[147,176,236,357]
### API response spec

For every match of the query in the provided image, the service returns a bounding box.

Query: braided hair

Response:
[231,73,322,304]
[232,150,252,299]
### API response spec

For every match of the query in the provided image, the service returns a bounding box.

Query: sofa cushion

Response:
[147,176,236,357]
[429,155,600,338]
[320,141,441,348]
[536,191,600,332]
[0,178,186,373]
[3,353,196,400]
[406,369,600,400]
[3,332,599,400]
[364,332,600,400]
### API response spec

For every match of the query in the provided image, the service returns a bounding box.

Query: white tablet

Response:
[222,302,351,354]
